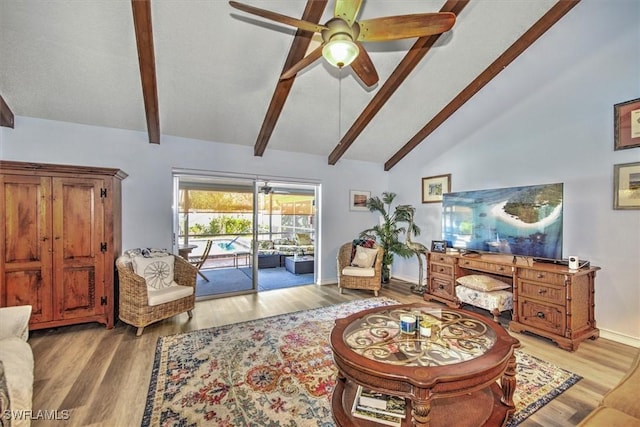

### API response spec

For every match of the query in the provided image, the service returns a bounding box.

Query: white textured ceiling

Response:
[0,0,560,164]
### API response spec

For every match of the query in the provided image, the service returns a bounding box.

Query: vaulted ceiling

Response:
[0,0,581,170]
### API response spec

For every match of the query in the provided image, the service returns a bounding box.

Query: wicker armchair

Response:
[337,242,384,296]
[116,254,197,336]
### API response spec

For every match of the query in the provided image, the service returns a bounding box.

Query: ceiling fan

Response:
[229,0,456,87]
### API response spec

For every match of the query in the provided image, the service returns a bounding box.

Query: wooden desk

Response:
[330,303,520,427]
[178,244,197,259]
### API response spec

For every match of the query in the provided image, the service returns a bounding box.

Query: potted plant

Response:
[360,192,418,283]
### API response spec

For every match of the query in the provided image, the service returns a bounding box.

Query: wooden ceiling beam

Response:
[384,0,581,171]
[132,0,161,144]
[327,0,469,165]
[0,94,15,128]
[254,0,328,157]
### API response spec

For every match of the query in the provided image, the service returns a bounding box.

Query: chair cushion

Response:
[351,245,378,268]
[456,274,511,292]
[147,285,194,306]
[132,255,178,290]
[342,266,376,277]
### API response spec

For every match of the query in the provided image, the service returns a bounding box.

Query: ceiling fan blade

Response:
[334,0,363,26]
[357,13,456,42]
[229,1,327,34]
[280,46,323,80]
[349,44,378,87]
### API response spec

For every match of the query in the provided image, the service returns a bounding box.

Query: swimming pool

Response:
[211,238,250,255]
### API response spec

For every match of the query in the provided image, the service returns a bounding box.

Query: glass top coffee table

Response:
[330,303,520,427]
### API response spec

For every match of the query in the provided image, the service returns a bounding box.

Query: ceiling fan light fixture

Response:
[322,34,359,68]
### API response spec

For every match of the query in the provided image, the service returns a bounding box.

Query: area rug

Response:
[142,298,581,426]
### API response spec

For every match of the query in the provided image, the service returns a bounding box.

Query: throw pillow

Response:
[132,255,177,290]
[296,233,312,245]
[456,275,511,292]
[351,245,378,268]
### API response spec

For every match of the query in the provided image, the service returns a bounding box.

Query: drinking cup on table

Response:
[419,322,432,338]
[400,314,417,334]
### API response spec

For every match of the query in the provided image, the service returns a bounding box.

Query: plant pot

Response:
[381,266,391,284]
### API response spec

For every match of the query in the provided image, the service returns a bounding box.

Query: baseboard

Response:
[599,329,640,348]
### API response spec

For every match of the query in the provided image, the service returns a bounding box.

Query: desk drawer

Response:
[458,258,512,276]
[518,269,566,286]
[518,297,566,335]
[518,280,565,305]
[429,276,455,301]
[429,254,456,265]
[430,263,454,277]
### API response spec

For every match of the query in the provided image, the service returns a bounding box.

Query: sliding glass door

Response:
[173,172,319,299]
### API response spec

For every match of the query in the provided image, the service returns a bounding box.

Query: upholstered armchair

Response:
[337,242,384,296]
[116,252,197,336]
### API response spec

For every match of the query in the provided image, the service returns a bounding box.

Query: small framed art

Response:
[614,162,640,210]
[431,240,448,253]
[614,98,640,150]
[349,190,370,211]
[422,174,451,203]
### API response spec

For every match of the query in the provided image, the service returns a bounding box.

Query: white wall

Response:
[389,0,640,344]
[0,117,389,284]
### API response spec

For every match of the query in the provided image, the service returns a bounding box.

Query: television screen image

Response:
[442,183,563,260]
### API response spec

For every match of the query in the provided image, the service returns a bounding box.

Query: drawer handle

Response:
[439,268,445,272]
[537,289,547,294]
[438,284,445,290]
[498,266,504,271]
[438,257,445,262]
[536,312,546,319]
[537,273,545,279]
[463,261,469,265]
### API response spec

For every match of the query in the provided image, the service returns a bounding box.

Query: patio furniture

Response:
[189,239,212,281]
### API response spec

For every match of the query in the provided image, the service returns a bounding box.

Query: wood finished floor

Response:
[28,280,638,427]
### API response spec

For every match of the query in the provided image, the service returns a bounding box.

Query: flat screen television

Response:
[442,183,563,260]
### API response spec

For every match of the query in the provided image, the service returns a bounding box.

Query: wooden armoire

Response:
[0,161,127,330]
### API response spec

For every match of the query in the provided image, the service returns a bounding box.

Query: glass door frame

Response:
[172,169,321,297]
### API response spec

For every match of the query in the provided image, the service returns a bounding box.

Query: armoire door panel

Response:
[52,177,105,320]
[4,270,52,323]
[0,175,53,322]
[59,267,98,319]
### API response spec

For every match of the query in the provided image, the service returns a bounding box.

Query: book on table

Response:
[351,385,406,426]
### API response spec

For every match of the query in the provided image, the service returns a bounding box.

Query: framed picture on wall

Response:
[614,98,640,150]
[422,174,451,203]
[349,190,371,211]
[614,162,640,210]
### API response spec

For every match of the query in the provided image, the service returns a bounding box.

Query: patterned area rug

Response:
[142,297,581,426]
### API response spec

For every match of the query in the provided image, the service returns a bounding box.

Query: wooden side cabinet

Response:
[0,161,127,330]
